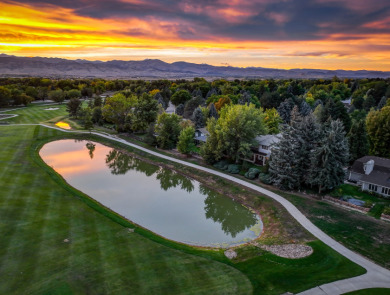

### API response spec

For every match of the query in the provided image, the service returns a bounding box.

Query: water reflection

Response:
[40,140,262,247]
[201,186,257,238]
[86,142,95,159]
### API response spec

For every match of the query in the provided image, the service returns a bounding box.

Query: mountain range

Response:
[1,54,389,79]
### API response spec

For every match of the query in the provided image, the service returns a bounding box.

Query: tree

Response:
[155,113,182,149]
[348,120,369,163]
[277,98,295,123]
[214,96,231,112]
[83,108,94,131]
[177,126,196,155]
[264,108,282,134]
[66,98,82,118]
[170,89,191,106]
[308,120,349,193]
[67,89,82,99]
[269,109,322,190]
[132,93,158,133]
[366,106,390,158]
[175,104,184,116]
[377,96,388,110]
[48,89,65,104]
[92,106,103,125]
[208,103,218,119]
[0,86,12,107]
[192,107,204,128]
[183,96,204,118]
[201,104,267,163]
[102,93,136,131]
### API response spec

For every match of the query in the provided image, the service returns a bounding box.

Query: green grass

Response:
[280,192,390,269]
[2,103,68,124]
[344,288,390,295]
[0,123,366,294]
[331,184,390,206]
[0,125,251,295]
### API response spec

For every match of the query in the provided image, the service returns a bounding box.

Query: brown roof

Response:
[350,156,390,175]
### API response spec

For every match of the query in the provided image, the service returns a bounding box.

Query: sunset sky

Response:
[1,0,390,70]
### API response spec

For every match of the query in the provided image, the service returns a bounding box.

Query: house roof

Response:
[255,134,280,146]
[351,156,390,175]
[194,135,207,142]
[197,127,210,136]
[360,170,390,188]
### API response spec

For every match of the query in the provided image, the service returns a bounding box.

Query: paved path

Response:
[2,123,390,295]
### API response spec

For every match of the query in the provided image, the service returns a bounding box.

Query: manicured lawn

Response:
[2,103,68,124]
[0,124,366,294]
[344,288,390,295]
[280,191,390,269]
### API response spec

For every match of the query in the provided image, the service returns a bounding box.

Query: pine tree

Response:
[308,120,349,193]
[175,103,184,116]
[347,120,369,163]
[192,107,204,128]
[377,96,388,110]
[277,98,295,123]
[208,103,218,119]
[269,107,303,190]
[299,101,312,117]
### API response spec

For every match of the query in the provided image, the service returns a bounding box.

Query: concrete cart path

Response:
[2,123,390,295]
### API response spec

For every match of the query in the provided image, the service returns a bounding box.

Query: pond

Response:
[40,140,263,247]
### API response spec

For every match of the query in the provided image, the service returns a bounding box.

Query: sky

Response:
[1,0,390,70]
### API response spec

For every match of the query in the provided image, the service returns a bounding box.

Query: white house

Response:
[349,156,390,197]
[246,134,280,166]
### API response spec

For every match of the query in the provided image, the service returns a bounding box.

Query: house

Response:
[245,134,280,166]
[348,156,390,197]
[165,101,176,114]
[194,128,209,145]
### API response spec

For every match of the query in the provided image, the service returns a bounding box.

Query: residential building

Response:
[246,134,280,166]
[349,156,390,197]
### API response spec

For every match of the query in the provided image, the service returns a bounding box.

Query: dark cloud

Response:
[7,0,390,41]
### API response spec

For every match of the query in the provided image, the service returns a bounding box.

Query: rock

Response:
[224,249,237,259]
[63,238,70,243]
[128,228,135,233]
[260,244,313,259]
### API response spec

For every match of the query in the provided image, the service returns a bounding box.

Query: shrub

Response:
[245,168,261,179]
[227,164,240,174]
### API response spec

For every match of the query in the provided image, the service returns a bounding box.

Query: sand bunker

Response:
[44,107,59,111]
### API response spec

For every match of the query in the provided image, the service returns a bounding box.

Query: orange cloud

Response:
[1,0,390,70]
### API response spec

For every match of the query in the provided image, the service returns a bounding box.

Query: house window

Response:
[368,184,378,192]
[382,187,390,196]
[261,145,269,150]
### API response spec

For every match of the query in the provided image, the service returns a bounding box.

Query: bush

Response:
[213,160,229,170]
[227,164,240,174]
[259,173,272,184]
[245,168,261,179]
[364,200,374,208]
[383,206,390,216]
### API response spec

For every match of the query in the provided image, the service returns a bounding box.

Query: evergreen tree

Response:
[377,96,388,110]
[307,120,349,193]
[192,107,204,128]
[208,103,218,119]
[175,103,184,116]
[299,101,312,117]
[277,98,295,123]
[348,120,369,163]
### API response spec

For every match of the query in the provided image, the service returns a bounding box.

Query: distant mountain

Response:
[0,54,389,79]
